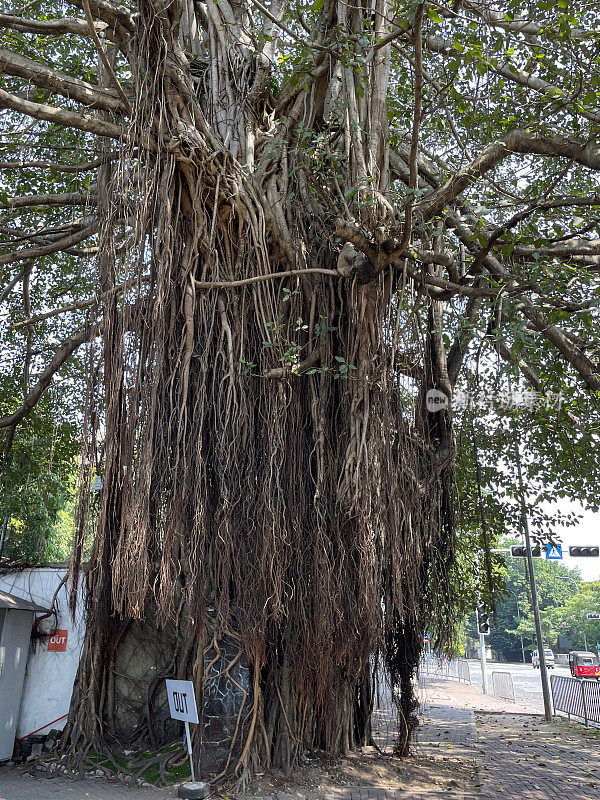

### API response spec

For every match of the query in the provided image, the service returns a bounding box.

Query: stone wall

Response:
[200,639,250,774]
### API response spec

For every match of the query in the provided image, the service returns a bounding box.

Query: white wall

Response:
[0,568,86,739]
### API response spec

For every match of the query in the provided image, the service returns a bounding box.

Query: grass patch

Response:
[85,742,190,786]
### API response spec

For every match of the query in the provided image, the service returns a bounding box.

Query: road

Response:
[467,660,571,712]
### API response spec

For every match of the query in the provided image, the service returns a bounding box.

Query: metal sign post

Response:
[165,679,209,799]
[184,720,195,783]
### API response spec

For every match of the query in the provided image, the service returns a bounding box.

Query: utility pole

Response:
[479,632,488,693]
[515,454,552,722]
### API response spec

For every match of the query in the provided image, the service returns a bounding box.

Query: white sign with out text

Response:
[165,679,199,724]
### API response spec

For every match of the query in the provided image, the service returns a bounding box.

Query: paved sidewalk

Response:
[417,702,477,748]
[418,675,600,800]
[477,714,600,800]
[327,687,481,800]
[0,763,171,800]
[330,791,476,799]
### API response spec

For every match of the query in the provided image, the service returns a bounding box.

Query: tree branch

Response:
[462,0,588,40]
[12,274,148,328]
[0,48,125,113]
[402,259,499,299]
[0,222,98,266]
[249,0,327,50]
[490,62,600,125]
[0,323,97,428]
[65,0,135,34]
[0,156,115,172]
[0,12,119,41]
[418,130,600,220]
[0,88,124,139]
[446,212,600,390]
[447,292,484,387]
[0,265,26,305]
[395,3,424,260]
[512,239,600,260]
[425,34,600,125]
[81,0,131,113]
[3,192,97,208]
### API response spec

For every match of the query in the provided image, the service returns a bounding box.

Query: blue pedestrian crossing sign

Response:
[545,544,563,560]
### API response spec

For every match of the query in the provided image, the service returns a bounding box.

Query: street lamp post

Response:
[557,576,588,650]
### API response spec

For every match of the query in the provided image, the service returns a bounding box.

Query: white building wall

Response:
[0,567,86,739]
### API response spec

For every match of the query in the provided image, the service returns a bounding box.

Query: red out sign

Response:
[48,630,68,651]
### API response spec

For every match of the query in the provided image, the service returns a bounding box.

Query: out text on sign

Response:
[48,630,68,651]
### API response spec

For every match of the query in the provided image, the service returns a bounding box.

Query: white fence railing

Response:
[420,656,471,684]
[458,659,471,683]
[492,670,515,702]
[551,674,600,727]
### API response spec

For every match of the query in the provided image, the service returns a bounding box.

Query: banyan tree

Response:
[1,0,600,781]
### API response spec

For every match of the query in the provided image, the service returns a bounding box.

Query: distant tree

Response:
[549,581,600,652]
[0,375,78,562]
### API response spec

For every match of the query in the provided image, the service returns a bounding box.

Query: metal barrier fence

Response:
[459,659,471,684]
[551,674,600,727]
[492,670,515,702]
[420,656,471,684]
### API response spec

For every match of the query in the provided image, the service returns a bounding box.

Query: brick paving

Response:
[331,792,478,799]
[476,713,600,800]
[0,764,168,799]
[270,678,600,799]
[416,702,477,748]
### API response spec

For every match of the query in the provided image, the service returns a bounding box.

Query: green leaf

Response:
[427,7,443,23]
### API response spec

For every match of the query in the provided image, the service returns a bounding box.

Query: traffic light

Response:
[510,545,542,558]
[476,602,490,635]
[569,546,599,557]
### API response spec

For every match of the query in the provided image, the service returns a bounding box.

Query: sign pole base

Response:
[177,783,211,800]
[177,721,211,799]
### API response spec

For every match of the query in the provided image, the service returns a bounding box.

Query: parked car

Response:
[532,648,555,668]
[568,650,600,679]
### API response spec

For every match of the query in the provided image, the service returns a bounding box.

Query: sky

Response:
[541,501,600,582]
